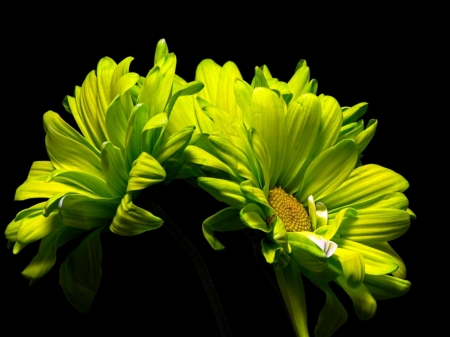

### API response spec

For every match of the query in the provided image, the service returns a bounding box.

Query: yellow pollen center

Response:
[267,187,311,232]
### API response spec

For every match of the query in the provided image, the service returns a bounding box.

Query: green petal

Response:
[249,128,271,194]
[59,226,103,313]
[105,95,128,152]
[279,94,321,193]
[44,111,102,177]
[96,57,116,118]
[77,71,108,148]
[330,248,365,288]
[336,120,364,144]
[110,57,134,99]
[261,238,282,264]
[209,132,258,186]
[215,61,243,121]
[17,212,64,246]
[314,282,348,337]
[127,152,166,192]
[59,195,121,230]
[363,274,411,300]
[152,126,195,165]
[101,142,128,196]
[370,242,407,279]
[240,180,271,212]
[336,275,377,320]
[182,145,238,179]
[311,95,343,156]
[233,78,253,126]
[166,80,204,117]
[14,202,46,222]
[315,208,357,241]
[137,53,176,119]
[251,66,270,89]
[15,176,94,201]
[333,238,398,275]
[288,63,311,102]
[49,169,112,197]
[320,164,409,210]
[196,59,221,104]
[275,260,310,337]
[240,203,271,232]
[154,39,168,65]
[198,177,246,208]
[202,207,245,250]
[328,192,409,216]
[250,87,286,188]
[22,226,83,284]
[355,119,377,154]
[299,140,358,203]
[26,161,54,180]
[288,231,329,272]
[337,208,410,245]
[142,112,168,155]
[110,193,163,236]
[110,73,139,100]
[342,102,368,125]
[125,103,148,171]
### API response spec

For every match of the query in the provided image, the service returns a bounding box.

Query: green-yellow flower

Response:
[5,39,202,312]
[171,59,413,336]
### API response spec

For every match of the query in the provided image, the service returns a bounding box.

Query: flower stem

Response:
[150,203,232,337]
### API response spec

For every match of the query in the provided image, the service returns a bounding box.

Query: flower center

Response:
[267,187,311,232]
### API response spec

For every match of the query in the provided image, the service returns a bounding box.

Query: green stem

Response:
[150,203,232,337]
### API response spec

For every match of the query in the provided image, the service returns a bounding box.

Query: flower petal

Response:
[320,164,409,210]
[370,242,407,279]
[274,260,309,337]
[337,209,410,245]
[152,126,195,165]
[198,177,246,208]
[26,161,54,180]
[333,238,398,275]
[195,59,222,104]
[250,87,286,188]
[202,207,245,250]
[110,193,163,236]
[288,231,329,272]
[215,61,243,121]
[298,140,358,203]
[127,152,166,192]
[17,212,64,246]
[330,248,365,288]
[101,142,128,196]
[314,282,348,337]
[59,226,103,312]
[59,195,121,230]
[336,275,377,320]
[240,203,271,233]
[363,274,411,300]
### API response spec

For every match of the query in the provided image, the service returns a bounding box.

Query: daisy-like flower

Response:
[5,39,203,312]
[170,59,413,336]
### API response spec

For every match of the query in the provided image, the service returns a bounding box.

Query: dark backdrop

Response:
[3,13,428,336]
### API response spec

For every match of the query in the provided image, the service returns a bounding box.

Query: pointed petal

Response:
[370,242,407,279]
[166,81,204,117]
[110,193,163,236]
[320,164,409,210]
[26,161,54,180]
[216,61,243,121]
[105,95,128,152]
[299,140,358,203]
[59,226,103,312]
[333,238,398,275]
[101,142,128,196]
[275,260,310,337]
[198,177,246,208]
[336,275,377,320]
[314,282,348,337]
[152,126,195,165]
[355,119,377,154]
[202,207,245,250]
[127,152,165,192]
[125,103,148,171]
[59,195,121,230]
[250,87,286,188]
[17,212,64,246]
[363,274,411,300]
[196,59,221,104]
[342,102,368,125]
[337,208,410,245]
[240,203,271,232]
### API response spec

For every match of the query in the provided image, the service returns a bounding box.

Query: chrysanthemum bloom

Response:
[5,40,203,312]
[171,59,414,336]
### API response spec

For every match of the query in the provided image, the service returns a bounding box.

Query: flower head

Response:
[174,59,413,336]
[5,39,202,312]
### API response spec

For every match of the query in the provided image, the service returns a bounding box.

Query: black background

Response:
[3,10,432,336]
